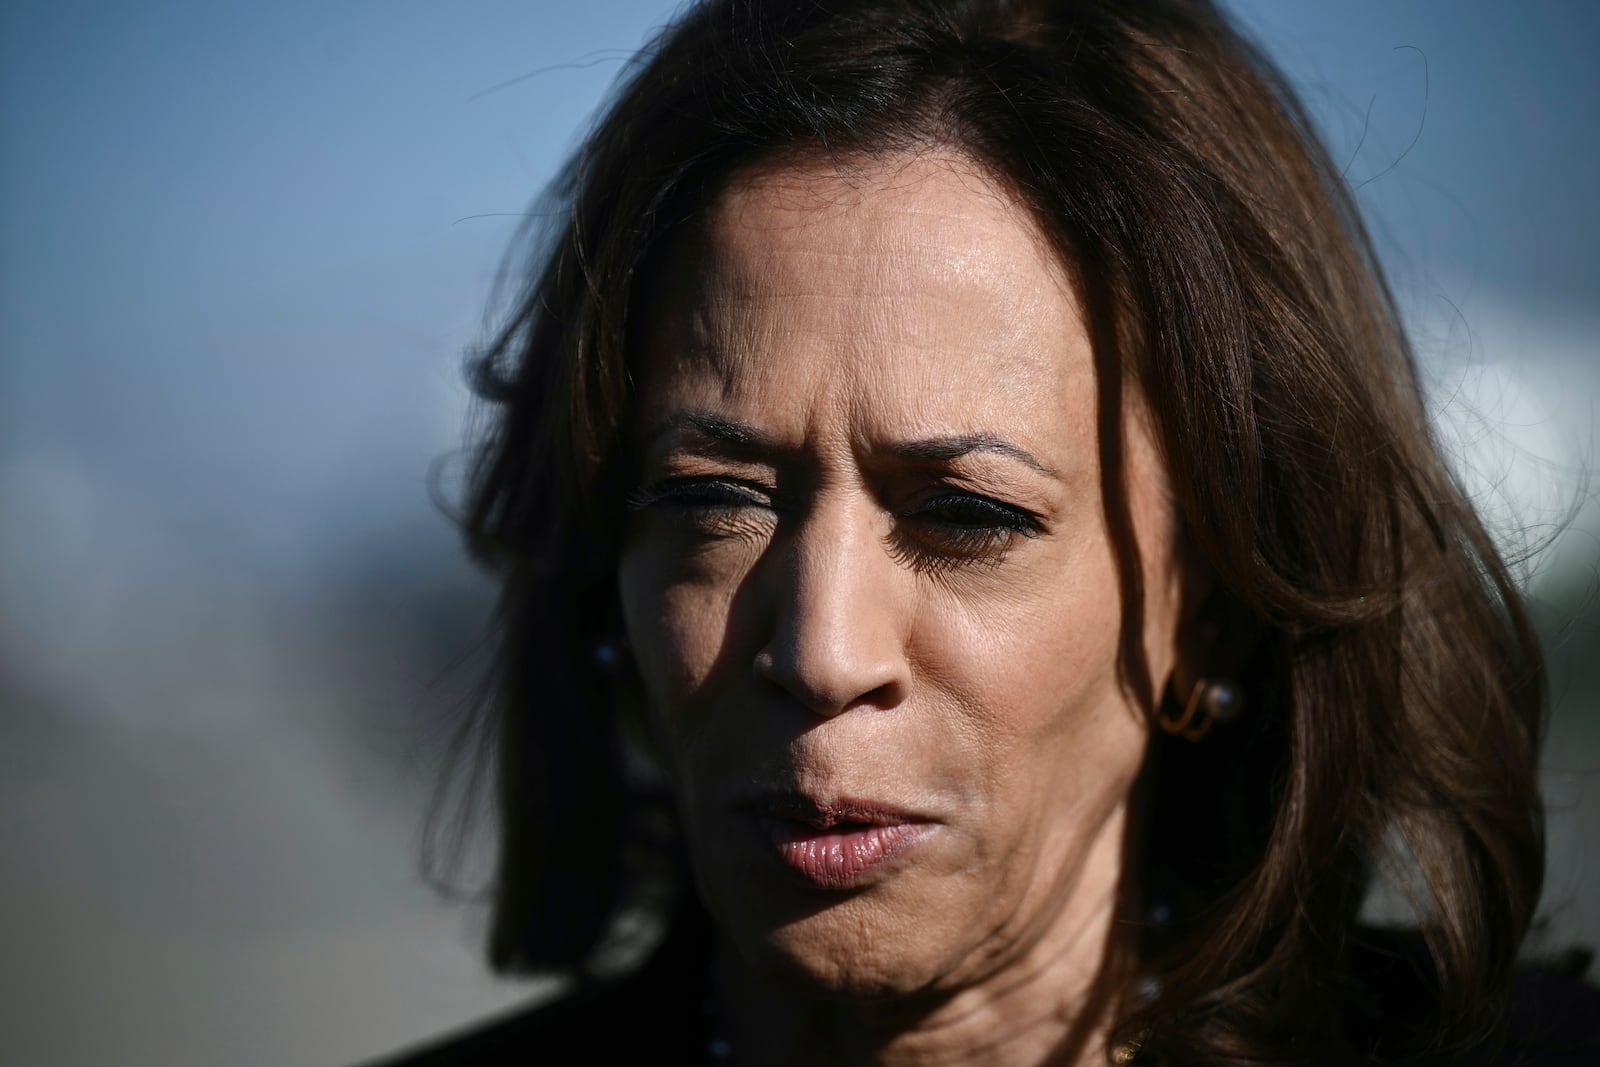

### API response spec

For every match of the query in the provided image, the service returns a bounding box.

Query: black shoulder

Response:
[1461,959,1600,1066]
[359,912,714,1067]
[1348,928,1600,1066]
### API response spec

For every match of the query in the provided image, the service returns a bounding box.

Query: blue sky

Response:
[1,3,1595,1064]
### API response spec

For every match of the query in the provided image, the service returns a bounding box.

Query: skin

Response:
[617,151,1192,1066]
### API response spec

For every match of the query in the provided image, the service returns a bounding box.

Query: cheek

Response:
[914,524,1149,816]
[934,531,1124,700]
[617,545,739,715]
[951,607,1132,759]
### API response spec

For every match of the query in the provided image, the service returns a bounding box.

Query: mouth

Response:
[739,792,936,890]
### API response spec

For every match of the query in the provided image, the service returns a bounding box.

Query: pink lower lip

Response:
[758,818,932,888]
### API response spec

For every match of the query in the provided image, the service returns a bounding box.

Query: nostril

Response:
[752,644,907,718]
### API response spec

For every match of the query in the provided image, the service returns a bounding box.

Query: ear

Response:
[1167,555,1257,704]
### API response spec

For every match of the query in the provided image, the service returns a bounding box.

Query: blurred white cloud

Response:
[1414,288,1599,592]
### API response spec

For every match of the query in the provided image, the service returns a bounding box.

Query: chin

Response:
[717,882,961,1003]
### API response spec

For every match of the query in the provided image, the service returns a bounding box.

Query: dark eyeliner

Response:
[626,475,770,513]
[913,492,1041,536]
[885,490,1042,574]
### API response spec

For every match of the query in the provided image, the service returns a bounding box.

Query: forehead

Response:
[634,151,1097,461]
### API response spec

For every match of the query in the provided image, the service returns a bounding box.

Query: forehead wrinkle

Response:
[718,151,1072,293]
[713,192,1044,321]
[640,149,1101,472]
[703,189,1073,412]
[687,238,1048,402]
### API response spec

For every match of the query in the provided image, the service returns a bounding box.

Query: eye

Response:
[626,476,775,538]
[892,491,1041,572]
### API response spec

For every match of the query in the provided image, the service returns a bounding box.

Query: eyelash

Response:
[627,476,1041,571]
[627,476,770,515]
[893,492,1040,572]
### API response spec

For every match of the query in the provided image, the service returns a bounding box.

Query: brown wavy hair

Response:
[451,1,1546,1062]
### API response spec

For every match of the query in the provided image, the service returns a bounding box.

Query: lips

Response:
[741,793,935,889]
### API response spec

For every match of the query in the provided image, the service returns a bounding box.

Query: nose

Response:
[752,496,910,717]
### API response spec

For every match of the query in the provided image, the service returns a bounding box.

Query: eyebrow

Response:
[642,411,776,453]
[889,433,1057,477]
[642,411,1056,477]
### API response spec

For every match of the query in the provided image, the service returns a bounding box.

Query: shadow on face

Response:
[616,150,1195,1003]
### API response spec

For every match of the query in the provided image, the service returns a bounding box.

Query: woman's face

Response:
[618,152,1188,999]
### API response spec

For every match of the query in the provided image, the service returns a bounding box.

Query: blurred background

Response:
[1,2,1595,1064]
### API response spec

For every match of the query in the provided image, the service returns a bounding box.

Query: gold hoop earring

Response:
[1157,678,1243,742]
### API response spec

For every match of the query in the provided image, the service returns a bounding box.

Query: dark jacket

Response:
[365,917,1600,1066]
